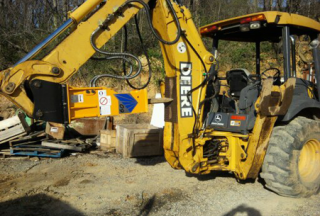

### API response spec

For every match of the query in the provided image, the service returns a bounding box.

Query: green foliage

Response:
[0,0,318,82]
[218,41,256,71]
[261,42,273,53]
[147,48,162,59]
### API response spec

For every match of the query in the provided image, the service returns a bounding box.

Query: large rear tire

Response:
[261,116,320,197]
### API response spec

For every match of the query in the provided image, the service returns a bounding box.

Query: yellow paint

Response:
[151,1,215,173]
[0,0,148,117]
[69,0,104,23]
[308,88,314,99]
[201,11,320,35]
[299,139,320,183]
[67,86,148,122]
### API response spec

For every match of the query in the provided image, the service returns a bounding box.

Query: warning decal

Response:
[100,97,108,106]
[98,90,111,116]
[230,120,241,127]
[71,94,84,103]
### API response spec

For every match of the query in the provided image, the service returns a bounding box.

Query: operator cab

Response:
[200,12,320,134]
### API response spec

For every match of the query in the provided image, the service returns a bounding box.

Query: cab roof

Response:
[200,11,320,42]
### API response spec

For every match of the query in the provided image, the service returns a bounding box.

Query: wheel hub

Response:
[298,139,320,183]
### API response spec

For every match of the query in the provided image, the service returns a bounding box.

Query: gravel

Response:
[0,153,319,216]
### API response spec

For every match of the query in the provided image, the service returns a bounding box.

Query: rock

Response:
[29,157,40,162]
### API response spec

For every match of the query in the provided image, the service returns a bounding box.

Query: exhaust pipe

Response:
[310,39,320,101]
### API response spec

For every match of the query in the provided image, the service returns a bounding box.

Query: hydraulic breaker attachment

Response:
[29,80,148,124]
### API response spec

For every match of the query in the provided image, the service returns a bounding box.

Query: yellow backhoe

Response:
[0,0,319,197]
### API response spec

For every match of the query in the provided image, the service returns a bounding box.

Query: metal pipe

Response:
[282,26,291,82]
[310,39,320,101]
[14,0,104,66]
[212,35,219,59]
[256,41,260,75]
[290,36,297,77]
[15,19,74,66]
[309,65,313,82]
[209,36,219,76]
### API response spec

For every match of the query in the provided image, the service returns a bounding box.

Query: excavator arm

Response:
[0,0,215,174]
[0,0,152,122]
[150,1,215,170]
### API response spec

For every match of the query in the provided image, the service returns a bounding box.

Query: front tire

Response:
[261,117,320,197]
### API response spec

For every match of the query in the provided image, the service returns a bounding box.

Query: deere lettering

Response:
[180,62,193,118]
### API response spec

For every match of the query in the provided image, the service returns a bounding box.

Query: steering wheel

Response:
[261,68,281,83]
[248,74,260,82]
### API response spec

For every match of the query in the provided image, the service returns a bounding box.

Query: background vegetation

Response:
[0,0,319,86]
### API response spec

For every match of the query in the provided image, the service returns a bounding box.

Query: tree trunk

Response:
[62,0,69,22]
[0,0,5,27]
[254,0,258,12]
[263,0,268,10]
[217,1,222,20]
[24,0,33,31]
[286,0,292,12]
[189,0,200,26]
[52,0,58,29]
[270,0,273,10]
[263,0,273,10]
[276,0,284,11]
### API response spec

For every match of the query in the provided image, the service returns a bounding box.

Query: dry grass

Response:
[0,96,14,111]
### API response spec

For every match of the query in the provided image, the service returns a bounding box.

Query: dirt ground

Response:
[0,153,319,216]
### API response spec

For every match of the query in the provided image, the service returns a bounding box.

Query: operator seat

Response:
[226,69,251,98]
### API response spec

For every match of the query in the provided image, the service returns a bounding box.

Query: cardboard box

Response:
[45,122,65,140]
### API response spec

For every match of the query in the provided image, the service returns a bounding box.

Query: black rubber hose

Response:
[89,0,182,87]
[90,28,142,79]
[124,15,152,90]
[90,56,135,87]
[125,0,181,45]
[122,24,129,78]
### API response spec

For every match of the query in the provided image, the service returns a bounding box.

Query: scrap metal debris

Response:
[0,115,101,159]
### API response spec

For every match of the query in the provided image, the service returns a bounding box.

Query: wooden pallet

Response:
[0,114,30,144]
[41,141,84,152]
[0,149,12,158]
[10,145,65,158]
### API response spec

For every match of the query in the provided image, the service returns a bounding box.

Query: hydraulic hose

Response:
[124,15,152,90]
[125,0,182,45]
[89,0,182,88]
[90,27,142,80]
[89,56,135,87]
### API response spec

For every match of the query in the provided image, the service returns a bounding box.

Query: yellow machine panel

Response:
[67,86,148,122]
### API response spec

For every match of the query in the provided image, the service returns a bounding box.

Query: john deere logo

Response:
[180,62,193,118]
[215,114,222,122]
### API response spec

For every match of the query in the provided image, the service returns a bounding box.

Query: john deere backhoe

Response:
[0,0,319,197]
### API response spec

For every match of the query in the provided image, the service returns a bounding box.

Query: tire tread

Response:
[261,117,320,197]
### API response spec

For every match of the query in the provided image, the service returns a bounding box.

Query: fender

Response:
[281,79,320,122]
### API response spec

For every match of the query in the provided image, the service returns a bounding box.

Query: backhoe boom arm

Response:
[0,0,151,120]
[0,0,217,176]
